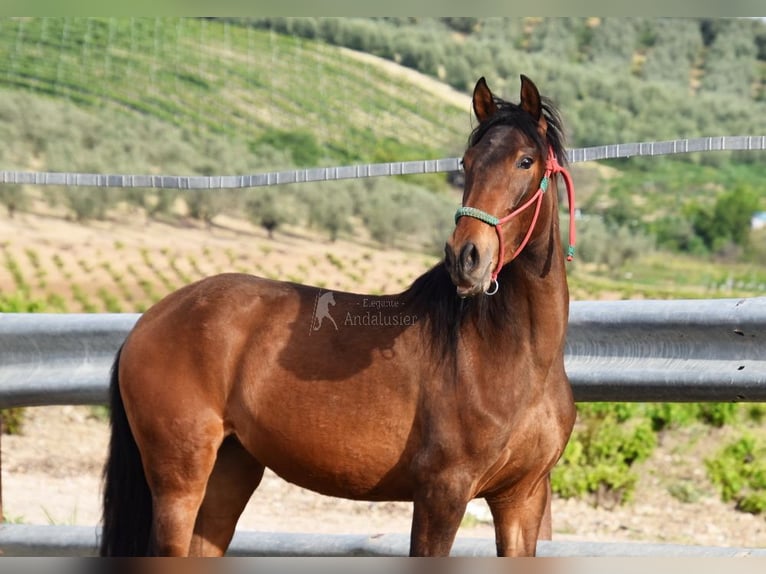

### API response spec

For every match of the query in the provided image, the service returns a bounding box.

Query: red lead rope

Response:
[490,147,576,282]
[552,150,577,263]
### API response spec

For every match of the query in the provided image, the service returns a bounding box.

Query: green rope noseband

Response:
[454,206,499,226]
[454,176,550,227]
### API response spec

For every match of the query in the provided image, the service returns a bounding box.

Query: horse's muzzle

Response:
[444,241,492,297]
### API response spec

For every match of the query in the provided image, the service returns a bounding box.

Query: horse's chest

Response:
[443,383,572,483]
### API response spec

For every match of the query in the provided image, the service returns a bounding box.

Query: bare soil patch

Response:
[2,406,766,550]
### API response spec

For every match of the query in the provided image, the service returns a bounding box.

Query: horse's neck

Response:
[512,254,566,308]
[503,200,570,341]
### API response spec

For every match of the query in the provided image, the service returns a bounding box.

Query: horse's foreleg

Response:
[189,436,265,557]
[538,475,553,540]
[409,477,471,556]
[485,477,549,557]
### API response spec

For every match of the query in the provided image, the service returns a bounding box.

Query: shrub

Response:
[706,434,766,514]
[746,404,766,424]
[552,404,657,507]
[691,185,760,254]
[697,402,739,428]
[61,186,120,222]
[0,184,29,217]
[643,403,700,432]
[572,216,655,270]
[246,187,298,239]
[1,408,25,435]
[576,402,638,423]
[147,189,179,219]
[185,189,237,226]
[302,182,354,242]
[667,481,702,504]
[0,292,45,312]
[619,402,742,434]
[651,215,708,255]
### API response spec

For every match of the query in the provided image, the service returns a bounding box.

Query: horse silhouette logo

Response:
[311,291,338,332]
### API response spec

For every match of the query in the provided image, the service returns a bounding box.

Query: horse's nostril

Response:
[444,243,453,261]
[460,242,480,273]
[444,243,455,269]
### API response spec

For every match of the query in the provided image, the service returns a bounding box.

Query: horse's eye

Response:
[517,157,533,170]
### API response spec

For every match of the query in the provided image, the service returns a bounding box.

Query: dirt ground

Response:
[2,405,765,551]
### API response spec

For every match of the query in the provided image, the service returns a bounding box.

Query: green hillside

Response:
[0,17,764,292]
[0,17,469,251]
[0,17,467,173]
[249,17,766,149]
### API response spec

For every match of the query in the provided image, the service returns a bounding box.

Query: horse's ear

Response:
[472,77,497,123]
[519,74,547,135]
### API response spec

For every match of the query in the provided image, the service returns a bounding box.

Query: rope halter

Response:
[454,146,577,295]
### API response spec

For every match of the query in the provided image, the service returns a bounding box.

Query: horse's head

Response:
[445,75,567,298]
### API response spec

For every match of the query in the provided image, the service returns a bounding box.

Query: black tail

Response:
[100,345,154,556]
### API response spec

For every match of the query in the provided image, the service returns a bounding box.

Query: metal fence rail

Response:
[565,297,766,402]
[1,525,765,557]
[1,297,765,408]
[0,313,138,408]
[2,135,765,190]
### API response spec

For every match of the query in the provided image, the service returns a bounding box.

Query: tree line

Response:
[243,17,766,156]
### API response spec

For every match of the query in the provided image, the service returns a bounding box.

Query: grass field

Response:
[568,251,766,300]
[0,18,467,171]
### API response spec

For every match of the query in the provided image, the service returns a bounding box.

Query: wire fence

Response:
[2,135,765,191]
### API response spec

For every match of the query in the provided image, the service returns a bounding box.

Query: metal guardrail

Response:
[565,297,766,402]
[1,299,764,557]
[1,525,765,557]
[0,313,139,408]
[1,297,764,408]
[2,136,765,190]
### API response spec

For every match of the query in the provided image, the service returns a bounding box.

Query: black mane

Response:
[401,263,517,359]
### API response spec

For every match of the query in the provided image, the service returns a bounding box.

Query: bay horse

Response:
[100,74,576,557]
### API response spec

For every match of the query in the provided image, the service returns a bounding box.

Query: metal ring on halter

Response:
[485,279,499,296]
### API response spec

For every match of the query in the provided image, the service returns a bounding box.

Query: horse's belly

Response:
[233,377,419,501]
[247,420,415,500]
[265,446,414,501]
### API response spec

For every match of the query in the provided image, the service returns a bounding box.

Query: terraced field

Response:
[3,206,765,315]
[0,208,439,314]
